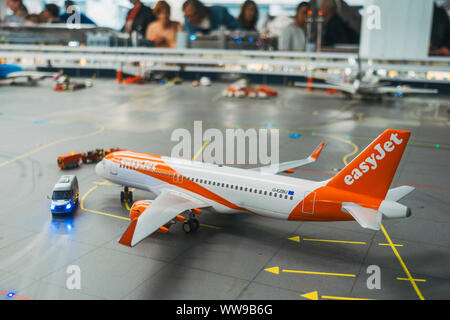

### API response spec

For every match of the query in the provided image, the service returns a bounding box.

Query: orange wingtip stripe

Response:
[119,218,138,246]
[310,142,325,160]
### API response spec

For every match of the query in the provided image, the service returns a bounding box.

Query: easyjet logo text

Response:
[344,133,403,185]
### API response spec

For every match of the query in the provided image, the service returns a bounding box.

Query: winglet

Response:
[119,219,138,247]
[309,142,325,160]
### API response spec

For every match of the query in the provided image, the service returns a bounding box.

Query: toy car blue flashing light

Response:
[66,203,72,210]
[189,34,197,41]
[7,292,15,298]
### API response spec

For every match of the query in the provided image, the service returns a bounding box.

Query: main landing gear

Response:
[120,186,133,203]
[182,211,200,234]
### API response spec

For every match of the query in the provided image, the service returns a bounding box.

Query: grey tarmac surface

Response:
[0,78,449,300]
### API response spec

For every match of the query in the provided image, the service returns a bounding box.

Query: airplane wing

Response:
[0,79,14,85]
[6,71,56,81]
[294,81,357,95]
[375,86,438,95]
[386,186,415,201]
[250,142,325,175]
[341,202,382,231]
[119,189,208,247]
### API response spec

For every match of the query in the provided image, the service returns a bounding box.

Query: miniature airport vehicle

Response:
[50,175,79,215]
[57,152,84,169]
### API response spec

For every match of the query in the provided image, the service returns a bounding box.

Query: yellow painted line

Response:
[124,188,135,211]
[200,223,221,230]
[340,100,358,111]
[80,181,130,221]
[302,238,366,245]
[315,133,359,166]
[380,224,425,300]
[192,140,210,161]
[282,269,356,278]
[301,291,373,300]
[321,295,374,301]
[397,277,426,283]
[378,243,403,247]
[0,122,105,168]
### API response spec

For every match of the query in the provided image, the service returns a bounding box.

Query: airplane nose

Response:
[95,161,103,177]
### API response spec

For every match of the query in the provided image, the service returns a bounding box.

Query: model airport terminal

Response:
[0,0,449,302]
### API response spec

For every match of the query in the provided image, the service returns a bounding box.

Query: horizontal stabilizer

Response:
[342,202,382,231]
[386,186,415,202]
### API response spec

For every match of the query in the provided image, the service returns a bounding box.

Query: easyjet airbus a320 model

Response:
[95,129,414,247]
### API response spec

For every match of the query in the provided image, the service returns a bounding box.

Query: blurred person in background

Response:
[429,2,450,56]
[4,0,28,24]
[122,0,155,37]
[237,0,259,31]
[320,0,358,47]
[24,14,41,25]
[146,0,182,48]
[41,4,61,24]
[279,2,309,51]
[59,1,96,25]
[182,0,241,34]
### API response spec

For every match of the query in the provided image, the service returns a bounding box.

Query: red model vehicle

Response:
[82,149,104,164]
[105,148,126,156]
[57,153,84,169]
[258,85,278,97]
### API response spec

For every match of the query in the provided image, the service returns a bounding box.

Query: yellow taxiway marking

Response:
[301,291,373,300]
[288,235,366,245]
[199,224,222,230]
[378,243,403,247]
[284,269,356,278]
[80,181,131,221]
[321,295,373,301]
[0,122,105,168]
[265,266,356,278]
[193,140,211,161]
[339,100,359,112]
[397,277,426,282]
[380,224,425,300]
[302,238,366,245]
[123,188,136,211]
[315,132,359,166]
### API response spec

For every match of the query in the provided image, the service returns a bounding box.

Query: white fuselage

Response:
[96,154,327,220]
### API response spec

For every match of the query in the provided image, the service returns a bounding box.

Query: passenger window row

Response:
[120,162,294,200]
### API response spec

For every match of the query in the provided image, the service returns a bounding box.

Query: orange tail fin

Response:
[327,129,411,199]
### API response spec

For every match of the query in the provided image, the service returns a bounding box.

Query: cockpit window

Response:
[52,190,73,200]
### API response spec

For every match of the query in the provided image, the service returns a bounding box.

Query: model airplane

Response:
[294,58,438,99]
[0,64,57,85]
[96,129,414,247]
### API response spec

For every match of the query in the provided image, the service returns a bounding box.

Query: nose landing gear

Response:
[120,186,133,203]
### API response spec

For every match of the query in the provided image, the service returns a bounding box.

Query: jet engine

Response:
[129,200,152,220]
